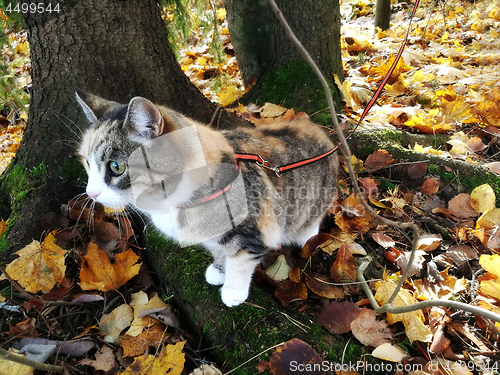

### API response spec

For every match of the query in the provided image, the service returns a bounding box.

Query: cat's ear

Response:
[124,97,164,142]
[75,89,118,125]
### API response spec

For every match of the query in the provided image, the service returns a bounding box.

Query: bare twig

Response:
[0,347,64,373]
[267,0,500,324]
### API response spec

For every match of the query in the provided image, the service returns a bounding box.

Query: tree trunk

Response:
[375,0,391,31]
[225,0,344,122]
[0,0,241,258]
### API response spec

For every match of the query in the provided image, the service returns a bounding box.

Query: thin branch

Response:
[0,347,64,374]
[267,0,500,324]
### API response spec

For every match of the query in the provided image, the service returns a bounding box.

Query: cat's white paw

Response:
[220,285,248,307]
[205,264,225,285]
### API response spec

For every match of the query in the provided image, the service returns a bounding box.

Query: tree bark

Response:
[225,0,344,118]
[375,0,391,31]
[0,0,241,258]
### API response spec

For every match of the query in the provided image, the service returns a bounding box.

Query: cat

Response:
[76,89,338,307]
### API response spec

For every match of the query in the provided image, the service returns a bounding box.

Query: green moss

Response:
[427,164,439,174]
[259,59,340,125]
[59,157,86,183]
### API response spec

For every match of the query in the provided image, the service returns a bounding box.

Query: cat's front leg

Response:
[205,263,225,285]
[221,250,260,307]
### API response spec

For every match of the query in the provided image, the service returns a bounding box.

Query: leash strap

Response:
[236,0,420,176]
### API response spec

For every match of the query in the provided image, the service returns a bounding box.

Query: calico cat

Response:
[76,90,338,306]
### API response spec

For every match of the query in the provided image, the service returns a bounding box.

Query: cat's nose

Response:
[87,192,99,200]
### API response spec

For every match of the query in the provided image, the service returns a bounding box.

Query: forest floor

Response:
[0,0,500,374]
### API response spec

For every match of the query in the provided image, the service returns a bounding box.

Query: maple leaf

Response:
[3,232,66,294]
[78,243,141,291]
[122,341,185,375]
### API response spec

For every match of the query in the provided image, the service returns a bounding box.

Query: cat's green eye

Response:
[109,161,126,176]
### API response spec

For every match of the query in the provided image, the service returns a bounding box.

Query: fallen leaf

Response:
[266,255,292,282]
[448,193,478,219]
[268,339,323,375]
[317,301,360,334]
[123,341,185,375]
[365,150,395,170]
[304,273,344,299]
[420,177,440,195]
[300,233,334,258]
[350,308,393,347]
[372,233,396,248]
[120,323,170,357]
[335,193,372,234]
[189,364,222,375]
[0,349,34,375]
[375,277,433,342]
[78,243,141,292]
[470,184,496,213]
[99,304,134,343]
[274,279,308,306]
[3,232,66,294]
[407,163,428,179]
[478,254,500,300]
[476,208,500,230]
[330,245,357,282]
[371,343,409,362]
[417,233,442,252]
[80,345,116,371]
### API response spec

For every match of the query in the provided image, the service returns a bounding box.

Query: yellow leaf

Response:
[126,291,170,336]
[0,349,34,374]
[479,254,500,300]
[470,184,496,213]
[78,243,141,291]
[4,233,66,294]
[216,8,226,22]
[476,208,500,230]
[217,86,243,107]
[375,279,432,342]
[122,342,185,375]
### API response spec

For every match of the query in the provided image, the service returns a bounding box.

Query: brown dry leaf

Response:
[358,177,379,199]
[335,193,372,234]
[120,323,170,357]
[375,276,432,343]
[122,341,185,375]
[288,268,301,283]
[274,279,308,306]
[267,339,323,375]
[364,150,395,170]
[372,233,395,248]
[300,233,334,258]
[447,322,493,353]
[321,228,357,255]
[3,232,66,294]
[407,162,428,179]
[417,233,442,252]
[470,184,496,213]
[126,291,171,336]
[317,301,360,334]
[80,345,116,371]
[304,273,344,299]
[448,193,478,219]
[412,268,468,301]
[434,244,478,272]
[428,307,451,354]
[100,304,134,343]
[78,243,141,291]
[420,177,440,195]
[258,102,287,118]
[466,137,487,152]
[330,245,357,282]
[487,225,500,251]
[350,308,393,347]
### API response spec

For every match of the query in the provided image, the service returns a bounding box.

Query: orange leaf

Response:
[335,193,372,234]
[304,273,344,299]
[78,243,141,291]
[330,245,357,282]
[268,339,323,374]
[420,177,440,195]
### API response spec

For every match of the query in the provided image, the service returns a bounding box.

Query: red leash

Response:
[235,0,421,176]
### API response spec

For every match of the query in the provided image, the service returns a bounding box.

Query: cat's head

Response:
[76,90,183,209]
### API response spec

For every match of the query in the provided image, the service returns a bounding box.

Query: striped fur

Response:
[76,90,338,306]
